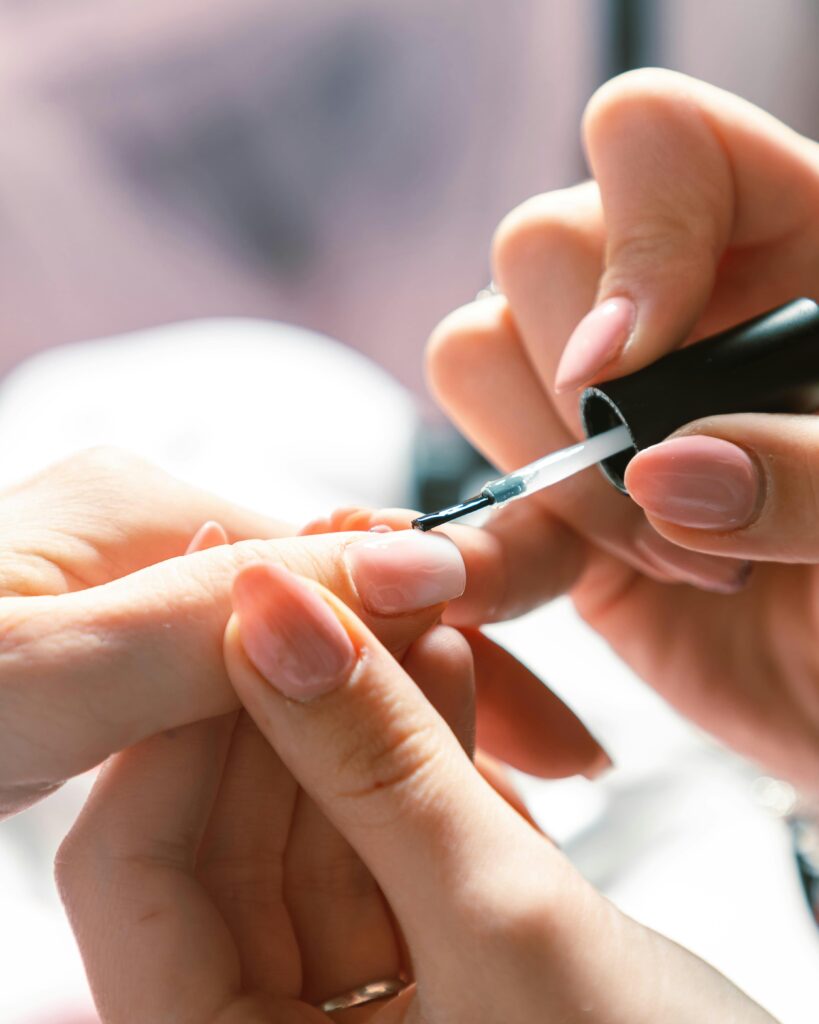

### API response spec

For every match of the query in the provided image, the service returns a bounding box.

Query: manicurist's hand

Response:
[58,564,778,1022]
[426,69,819,789]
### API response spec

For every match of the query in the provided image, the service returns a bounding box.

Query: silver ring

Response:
[318,978,406,1013]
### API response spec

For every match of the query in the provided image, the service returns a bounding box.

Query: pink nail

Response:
[186,520,228,554]
[555,297,636,393]
[232,563,355,701]
[626,436,760,530]
[346,530,466,615]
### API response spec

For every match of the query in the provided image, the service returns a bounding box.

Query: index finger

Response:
[0,529,464,801]
[570,68,819,383]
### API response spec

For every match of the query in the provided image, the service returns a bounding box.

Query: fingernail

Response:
[555,297,636,393]
[232,563,355,701]
[634,523,752,593]
[346,530,466,615]
[369,524,392,534]
[627,436,760,530]
[186,520,228,554]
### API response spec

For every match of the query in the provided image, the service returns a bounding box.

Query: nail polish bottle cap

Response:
[580,297,819,493]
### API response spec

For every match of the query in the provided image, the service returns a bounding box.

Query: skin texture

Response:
[57,563,777,1022]
[0,449,479,819]
[426,68,819,791]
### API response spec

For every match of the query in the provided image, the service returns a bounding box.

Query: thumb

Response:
[224,562,542,950]
[624,413,819,561]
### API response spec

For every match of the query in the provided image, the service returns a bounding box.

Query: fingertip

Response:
[626,436,761,531]
[231,563,356,702]
[554,297,636,393]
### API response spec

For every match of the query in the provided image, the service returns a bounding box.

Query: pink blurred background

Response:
[2,0,816,400]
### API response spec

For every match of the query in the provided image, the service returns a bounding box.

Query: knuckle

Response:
[584,67,688,136]
[54,827,90,897]
[604,213,721,281]
[61,445,146,481]
[331,699,444,826]
[425,301,482,383]
[425,298,509,404]
[55,812,195,902]
[491,185,599,284]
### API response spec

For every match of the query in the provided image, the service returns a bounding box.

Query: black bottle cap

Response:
[579,297,819,494]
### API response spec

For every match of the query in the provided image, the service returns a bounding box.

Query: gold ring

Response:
[318,978,407,1013]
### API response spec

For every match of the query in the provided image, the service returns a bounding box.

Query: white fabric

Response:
[0,320,815,1023]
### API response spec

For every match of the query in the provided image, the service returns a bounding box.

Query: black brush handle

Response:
[579,298,819,494]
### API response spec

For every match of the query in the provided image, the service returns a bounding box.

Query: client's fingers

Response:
[463,629,610,780]
[401,625,476,757]
[57,714,318,1024]
[56,716,241,1023]
[626,413,819,562]
[303,505,587,622]
[285,789,403,1008]
[225,563,553,955]
[196,711,301,996]
[0,530,464,802]
[0,446,292,597]
[56,518,308,1022]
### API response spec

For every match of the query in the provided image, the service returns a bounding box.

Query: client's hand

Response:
[0,447,470,817]
[58,564,777,1022]
[426,69,819,790]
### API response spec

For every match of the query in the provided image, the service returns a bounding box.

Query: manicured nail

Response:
[346,530,466,615]
[232,563,355,701]
[555,297,636,393]
[369,524,392,534]
[186,520,228,554]
[627,436,760,530]
[634,523,752,593]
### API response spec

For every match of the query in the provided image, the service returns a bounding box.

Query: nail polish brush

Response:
[413,297,819,530]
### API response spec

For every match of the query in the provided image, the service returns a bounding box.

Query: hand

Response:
[0,447,470,817]
[301,511,610,785]
[57,564,777,1022]
[426,69,819,789]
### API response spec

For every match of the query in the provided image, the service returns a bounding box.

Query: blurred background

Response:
[2,2,819,1021]
[1,0,817,398]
